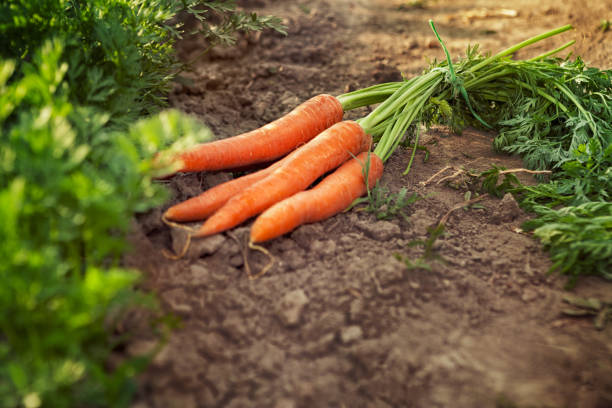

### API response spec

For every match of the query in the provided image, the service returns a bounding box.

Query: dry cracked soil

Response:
[123,1,612,407]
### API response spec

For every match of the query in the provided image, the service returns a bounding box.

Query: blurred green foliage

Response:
[0,40,209,407]
[0,0,283,407]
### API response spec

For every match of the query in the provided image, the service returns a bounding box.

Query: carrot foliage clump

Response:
[339,22,612,283]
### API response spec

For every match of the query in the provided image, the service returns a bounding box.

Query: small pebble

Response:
[340,325,363,344]
[277,289,309,327]
[522,288,539,302]
[355,219,401,241]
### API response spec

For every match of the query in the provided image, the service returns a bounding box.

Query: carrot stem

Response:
[528,40,576,61]
[353,22,575,167]
[470,24,573,72]
[403,127,420,176]
[337,81,408,111]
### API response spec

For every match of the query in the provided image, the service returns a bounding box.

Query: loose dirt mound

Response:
[126,1,612,407]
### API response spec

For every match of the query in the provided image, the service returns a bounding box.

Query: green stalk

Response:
[373,78,442,162]
[337,81,406,111]
[359,70,442,132]
[528,40,576,61]
[555,82,597,134]
[469,90,513,104]
[359,116,394,137]
[383,84,440,162]
[429,20,492,129]
[513,80,570,112]
[403,129,420,176]
[338,26,573,122]
[462,68,514,90]
[470,24,573,72]
[342,23,576,172]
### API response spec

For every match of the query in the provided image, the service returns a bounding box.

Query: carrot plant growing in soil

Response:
[0,0,285,406]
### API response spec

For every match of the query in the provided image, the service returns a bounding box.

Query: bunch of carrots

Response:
[161,22,575,250]
[163,94,384,244]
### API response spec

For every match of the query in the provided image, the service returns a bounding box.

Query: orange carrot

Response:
[174,94,343,173]
[164,154,292,222]
[193,121,371,238]
[250,152,384,243]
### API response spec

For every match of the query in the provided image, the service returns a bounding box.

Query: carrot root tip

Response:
[161,213,198,232]
[161,213,199,260]
[246,241,275,280]
[162,232,192,260]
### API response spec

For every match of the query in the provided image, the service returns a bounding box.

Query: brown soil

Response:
[125,1,612,407]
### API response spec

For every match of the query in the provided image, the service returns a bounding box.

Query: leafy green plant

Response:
[345,152,419,221]
[1,0,181,127]
[478,166,523,198]
[185,0,286,51]
[396,224,446,271]
[0,38,213,406]
[349,185,419,221]
[489,60,612,284]
[342,152,418,221]
[0,0,285,127]
[523,202,612,284]
[518,140,612,209]
[0,0,283,406]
